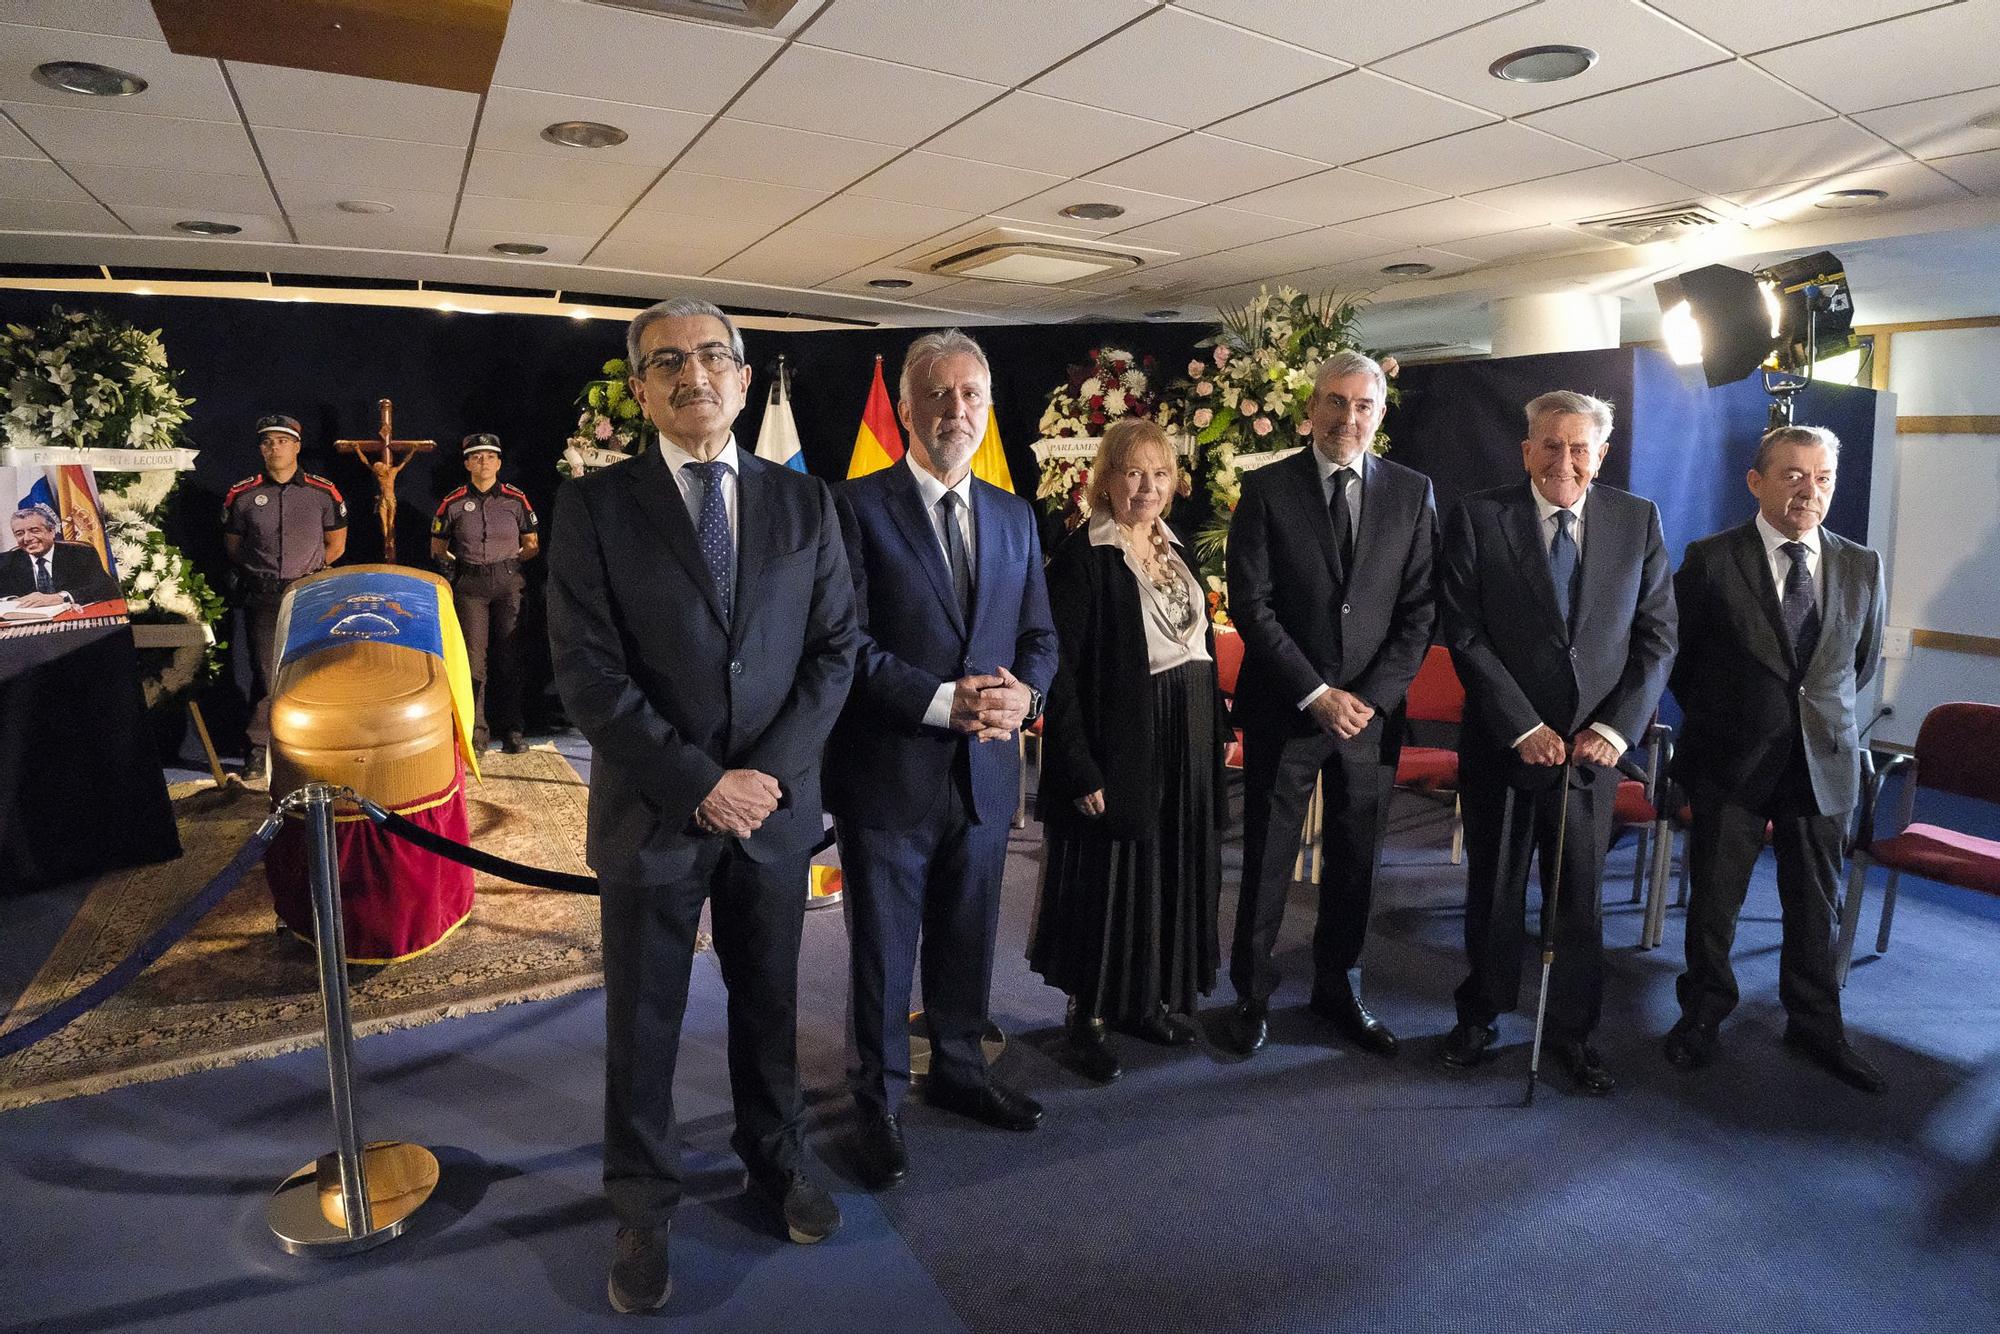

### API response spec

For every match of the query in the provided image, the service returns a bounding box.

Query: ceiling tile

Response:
[0,195,124,230]
[1933,147,2000,195]
[273,179,459,229]
[1650,0,1949,55]
[709,227,897,287]
[1150,226,1394,286]
[65,161,274,212]
[727,45,1001,147]
[1174,0,1526,65]
[455,194,625,238]
[491,0,781,116]
[0,155,88,202]
[995,179,1204,232]
[476,87,705,166]
[1108,205,1314,254]
[1345,197,1533,246]
[8,102,260,173]
[254,127,465,194]
[0,113,40,156]
[790,193,974,245]
[1208,69,1498,166]
[227,62,477,145]
[1725,159,1974,221]
[1637,119,1907,195]
[446,229,593,265]
[114,205,289,241]
[633,171,828,229]
[872,214,1104,269]
[1853,84,2000,162]
[1029,7,1349,129]
[592,207,761,254]
[673,118,898,191]
[1435,224,1616,263]
[816,266,961,298]
[1468,162,1707,224]
[1372,0,1731,117]
[294,217,448,252]
[924,91,1181,176]
[1090,133,1325,203]
[464,147,659,206]
[846,151,1062,214]
[1227,167,1443,226]
[0,25,234,121]
[0,2,165,39]
[800,0,1153,83]
[586,227,744,275]
[1753,4,2000,113]
[1318,246,1482,286]
[1355,122,1611,195]
[1520,60,1832,160]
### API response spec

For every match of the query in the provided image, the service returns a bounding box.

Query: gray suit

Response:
[1670,520,1885,1037]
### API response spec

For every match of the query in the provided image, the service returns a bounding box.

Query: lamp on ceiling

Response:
[1654,249,1855,426]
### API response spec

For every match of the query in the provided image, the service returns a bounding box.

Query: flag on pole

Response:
[753,354,806,472]
[968,406,1015,494]
[845,354,905,478]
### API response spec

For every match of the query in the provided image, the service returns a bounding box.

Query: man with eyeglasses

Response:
[546,297,858,1315]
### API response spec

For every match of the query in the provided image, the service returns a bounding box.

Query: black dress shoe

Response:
[1065,1009,1123,1085]
[1554,1041,1616,1095]
[501,731,527,754]
[1125,1005,1197,1048]
[924,1077,1043,1131]
[1439,1021,1498,1068]
[1222,1000,1268,1057]
[1309,992,1399,1058]
[1782,1024,1886,1094]
[608,1224,671,1314]
[1661,1017,1718,1071]
[853,1108,908,1189]
[748,1169,841,1244]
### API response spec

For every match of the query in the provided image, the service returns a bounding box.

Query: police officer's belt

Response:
[244,573,294,596]
[456,558,521,575]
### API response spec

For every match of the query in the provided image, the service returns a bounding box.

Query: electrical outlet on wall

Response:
[1882,627,1913,659]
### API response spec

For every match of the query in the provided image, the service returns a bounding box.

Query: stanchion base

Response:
[267,1141,438,1256]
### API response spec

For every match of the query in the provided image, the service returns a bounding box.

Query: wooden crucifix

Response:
[335,398,435,563]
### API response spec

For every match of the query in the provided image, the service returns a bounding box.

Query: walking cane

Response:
[1525,758,1577,1107]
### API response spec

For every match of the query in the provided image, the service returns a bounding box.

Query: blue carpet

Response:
[3,742,1997,1332]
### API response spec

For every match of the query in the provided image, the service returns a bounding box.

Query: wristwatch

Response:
[1024,685,1044,724]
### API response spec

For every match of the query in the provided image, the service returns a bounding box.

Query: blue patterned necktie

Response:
[33,554,53,594]
[1781,540,1820,666]
[1549,508,1579,629]
[685,460,733,622]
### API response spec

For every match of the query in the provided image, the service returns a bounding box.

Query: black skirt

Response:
[1028,659,1220,1022]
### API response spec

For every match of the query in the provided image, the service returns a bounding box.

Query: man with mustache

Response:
[1661,424,1887,1092]
[828,329,1058,1187]
[1438,391,1676,1094]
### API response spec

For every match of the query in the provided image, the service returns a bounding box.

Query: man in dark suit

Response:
[1222,350,1437,1058]
[2,504,122,606]
[547,297,858,1314]
[829,329,1059,1188]
[1439,390,1676,1094]
[1662,424,1887,1092]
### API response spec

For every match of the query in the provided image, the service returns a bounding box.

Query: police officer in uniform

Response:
[431,432,539,752]
[222,413,348,776]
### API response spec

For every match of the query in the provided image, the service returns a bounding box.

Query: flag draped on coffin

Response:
[753,356,805,472]
[845,355,904,478]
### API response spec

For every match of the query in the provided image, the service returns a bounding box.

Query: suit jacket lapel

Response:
[626,447,728,629]
[967,481,1008,640]
[730,454,768,648]
[1804,531,1852,676]
[883,463,968,637]
[1574,489,1623,642]
[1499,481,1566,634]
[1727,521,1797,675]
[1286,447,1346,587]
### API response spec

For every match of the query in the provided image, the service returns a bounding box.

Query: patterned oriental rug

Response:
[0,747,608,1112]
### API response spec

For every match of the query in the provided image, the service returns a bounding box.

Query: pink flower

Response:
[1239,397,1258,415]
[1188,360,1204,377]
[1298,420,1313,435]
[1214,346,1232,367]
[1192,407,1213,427]
[594,418,613,440]
[1196,380,1213,396]
[1253,416,1273,437]
[1380,355,1400,378]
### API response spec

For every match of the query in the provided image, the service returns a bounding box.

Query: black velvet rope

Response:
[353,797,601,895]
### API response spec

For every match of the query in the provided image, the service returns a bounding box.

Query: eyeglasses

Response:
[639,344,742,378]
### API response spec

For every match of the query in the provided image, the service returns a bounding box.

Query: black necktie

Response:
[1550,509,1579,629]
[33,554,53,594]
[1781,540,1820,667]
[940,492,972,618]
[685,460,733,623]
[1328,466,1355,574]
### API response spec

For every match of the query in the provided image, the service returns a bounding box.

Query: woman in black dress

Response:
[1031,417,1224,1083]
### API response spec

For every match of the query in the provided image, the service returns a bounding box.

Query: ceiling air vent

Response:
[1382,341,1489,362]
[586,0,805,29]
[910,227,1170,286]
[1574,203,1731,245]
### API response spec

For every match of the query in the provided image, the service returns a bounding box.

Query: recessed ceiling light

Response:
[1143,308,1181,318]
[1489,44,1598,84]
[1059,202,1126,221]
[337,199,396,214]
[541,120,629,149]
[32,61,147,97]
[867,278,913,289]
[1814,188,1889,210]
[173,220,242,236]
[491,242,549,256]
[1382,262,1435,277]
[1969,109,2000,132]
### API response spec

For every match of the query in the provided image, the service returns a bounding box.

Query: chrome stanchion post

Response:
[267,782,438,1256]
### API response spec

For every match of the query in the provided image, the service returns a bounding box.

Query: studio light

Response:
[1655,249,1856,423]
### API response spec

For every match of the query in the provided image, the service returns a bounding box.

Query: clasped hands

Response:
[1514,724,1619,769]
[695,768,781,838]
[949,664,1031,742]
[1306,687,1375,739]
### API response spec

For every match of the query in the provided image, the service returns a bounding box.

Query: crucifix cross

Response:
[335,398,435,564]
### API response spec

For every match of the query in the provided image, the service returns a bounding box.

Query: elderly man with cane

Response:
[1437,391,1676,1096]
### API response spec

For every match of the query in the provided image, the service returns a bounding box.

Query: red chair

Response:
[1837,701,2000,984]
[1215,627,1245,772]
[1394,645,1465,862]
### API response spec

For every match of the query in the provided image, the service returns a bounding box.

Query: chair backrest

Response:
[1214,627,1244,697]
[1406,645,1464,724]
[1913,702,2000,804]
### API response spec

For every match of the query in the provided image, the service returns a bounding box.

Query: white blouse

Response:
[1088,507,1211,675]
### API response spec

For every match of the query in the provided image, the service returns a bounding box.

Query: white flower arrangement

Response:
[0,308,192,456]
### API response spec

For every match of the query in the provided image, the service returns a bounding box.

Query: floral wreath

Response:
[559,357,654,478]
[1034,346,1174,527]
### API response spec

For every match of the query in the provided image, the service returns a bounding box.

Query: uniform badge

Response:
[254,493,270,506]
[464,500,477,511]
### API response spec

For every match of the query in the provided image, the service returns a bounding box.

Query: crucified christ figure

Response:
[335,399,434,564]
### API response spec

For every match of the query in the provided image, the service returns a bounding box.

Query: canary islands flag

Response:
[845,355,904,478]
[753,355,805,472]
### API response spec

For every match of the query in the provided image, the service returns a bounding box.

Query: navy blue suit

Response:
[828,460,1057,1110]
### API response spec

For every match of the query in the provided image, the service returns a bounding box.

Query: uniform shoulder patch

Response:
[300,472,344,502]
[223,474,263,504]
[436,486,469,515]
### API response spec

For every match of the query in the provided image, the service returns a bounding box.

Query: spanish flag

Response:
[54,464,114,573]
[845,354,904,478]
[969,407,1015,494]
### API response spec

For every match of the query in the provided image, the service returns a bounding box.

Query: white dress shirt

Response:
[1298,449,1369,712]
[1516,482,1627,756]
[1755,512,1824,605]
[658,435,741,541]
[910,457,981,730]
[1088,508,1210,674]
